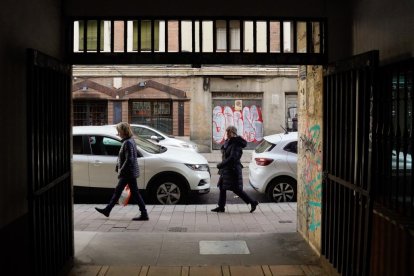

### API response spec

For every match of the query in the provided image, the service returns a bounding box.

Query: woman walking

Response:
[95,122,149,221]
[211,126,259,213]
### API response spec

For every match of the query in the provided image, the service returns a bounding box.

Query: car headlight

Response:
[185,164,209,171]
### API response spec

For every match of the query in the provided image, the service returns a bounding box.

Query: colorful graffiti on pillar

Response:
[300,122,322,232]
[212,105,263,144]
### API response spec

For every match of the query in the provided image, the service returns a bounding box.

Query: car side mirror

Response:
[150,135,160,142]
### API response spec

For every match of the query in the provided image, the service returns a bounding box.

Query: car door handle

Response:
[93,160,103,165]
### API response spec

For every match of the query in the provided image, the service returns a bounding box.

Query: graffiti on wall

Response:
[300,122,322,232]
[212,105,263,144]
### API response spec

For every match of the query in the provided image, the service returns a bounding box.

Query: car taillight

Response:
[255,158,273,166]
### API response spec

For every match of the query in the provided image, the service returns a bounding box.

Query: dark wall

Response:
[64,0,327,17]
[0,0,64,230]
[0,0,411,273]
[0,0,64,273]
[352,0,414,63]
[326,1,353,62]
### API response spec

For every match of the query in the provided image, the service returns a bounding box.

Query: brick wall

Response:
[173,101,179,135]
[108,101,114,123]
[270,22,280,52]
[171,101,191,136]
[114,21,124,52]
[122,100,129,122]
[168,21,179,52]
[184,101,190,136]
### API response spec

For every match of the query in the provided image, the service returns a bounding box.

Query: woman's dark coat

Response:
[217,136,247,190]
[116,137,140,179]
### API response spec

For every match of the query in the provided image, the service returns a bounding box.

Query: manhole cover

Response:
[168,227,187,232]
[279,220,293,223]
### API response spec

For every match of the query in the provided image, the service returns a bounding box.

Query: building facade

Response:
[73,65,298,151]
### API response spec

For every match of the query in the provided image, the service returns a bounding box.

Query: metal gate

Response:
[370,58,414,276]
[322,51,378,276]
[27,49,73,275]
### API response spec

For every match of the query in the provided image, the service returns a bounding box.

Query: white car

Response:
[110,124,199,152]
[249,132,298,202]
[72,126,210,204]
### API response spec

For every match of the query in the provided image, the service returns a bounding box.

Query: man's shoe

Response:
[250,201,259,213]
[95,207,110,217]
[132,215,149,221]
[211,206,225,212]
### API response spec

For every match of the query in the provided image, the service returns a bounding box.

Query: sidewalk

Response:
[70,152,326,275]
[71,203,325,275]
[74,203,297,233]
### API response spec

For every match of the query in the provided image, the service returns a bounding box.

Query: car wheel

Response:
[267,177,297,203]
[152,178,187,205]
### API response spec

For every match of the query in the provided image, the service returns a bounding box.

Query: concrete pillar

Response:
[297,65,323,254]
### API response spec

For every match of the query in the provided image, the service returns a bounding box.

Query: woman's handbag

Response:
[118,185,131,206]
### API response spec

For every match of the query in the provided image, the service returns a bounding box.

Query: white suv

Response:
[72,126,210,204]
[249,132,298,202]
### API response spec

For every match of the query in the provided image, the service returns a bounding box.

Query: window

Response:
[78,21,104,52]
[285,93,298,131]
[132,127,164,140]
[230,21,240,51]
[284,141,298,154]
[216,20,241,52]
[130,101,172,134]
[73,136,84,154]
[255,140,276,153]
[135,20,159,51]
[89,136,122,156]
[73,101,108,126]
[216,20,227,51]
[154,101,171,115]
[283,21,294,53]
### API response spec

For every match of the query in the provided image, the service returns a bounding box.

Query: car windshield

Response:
[152,127,172,138]
[255,139,276,153]
[134,135,167,154]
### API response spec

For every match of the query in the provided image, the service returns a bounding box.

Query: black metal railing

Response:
[27,49,73,276]
[322,51,378,276]
[369,58,414,275]
[67,17,327,65]
[373,58,414,219]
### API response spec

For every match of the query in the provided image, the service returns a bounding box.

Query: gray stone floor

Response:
[72,203,325,275]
